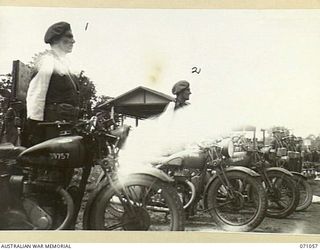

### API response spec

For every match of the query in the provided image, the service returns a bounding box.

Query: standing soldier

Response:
[171,80,192,110]
[171,80,195,216]
[26,21,79,145]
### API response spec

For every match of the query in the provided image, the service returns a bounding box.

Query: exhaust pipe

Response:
[56,186,75,230]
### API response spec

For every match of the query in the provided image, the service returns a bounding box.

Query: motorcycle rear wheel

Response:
[89,175,185,231]
[206,171,267,232]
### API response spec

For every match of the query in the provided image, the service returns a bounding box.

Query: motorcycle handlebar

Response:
[37,121,73,127]
[197,144,213,151]
[37,117,120,142]
[37,118,93,128]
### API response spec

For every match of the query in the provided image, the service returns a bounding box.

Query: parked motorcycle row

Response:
[154,131,314,232]
[0,114,316,232]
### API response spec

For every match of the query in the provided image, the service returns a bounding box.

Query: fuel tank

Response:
[17,136,86,169]
[162,148,207,169]
[228,151,251,166]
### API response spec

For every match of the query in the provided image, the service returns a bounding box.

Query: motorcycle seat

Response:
[0,143,26,159]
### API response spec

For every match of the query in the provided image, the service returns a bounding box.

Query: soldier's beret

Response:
[172,80,190,95]
[44,22,71,44]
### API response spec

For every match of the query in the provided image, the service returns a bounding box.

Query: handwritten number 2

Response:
[192,67,201,74]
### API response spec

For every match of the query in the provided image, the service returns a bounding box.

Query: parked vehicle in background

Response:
[156,138,267,232]
[231,126,312,213]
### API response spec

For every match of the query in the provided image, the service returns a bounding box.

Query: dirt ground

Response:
[257,178,320,234]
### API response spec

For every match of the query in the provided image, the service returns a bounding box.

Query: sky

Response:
[0,7,320,137]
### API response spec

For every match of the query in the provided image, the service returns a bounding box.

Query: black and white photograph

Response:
[0,3,320,238]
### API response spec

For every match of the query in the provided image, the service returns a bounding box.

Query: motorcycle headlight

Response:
[219,139,234,158]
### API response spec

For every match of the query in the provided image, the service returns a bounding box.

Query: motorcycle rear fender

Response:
[266,167,293,177]
[203,166,260,209]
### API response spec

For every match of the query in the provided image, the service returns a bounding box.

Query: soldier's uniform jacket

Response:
[26,50,80,122]
[174,100,190,111]
[25,50,80,146]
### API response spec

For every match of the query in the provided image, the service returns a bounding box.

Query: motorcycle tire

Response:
[292,175,313,212]
[89,174,185,231]
[264,171,299,218]
[206,171,267,232]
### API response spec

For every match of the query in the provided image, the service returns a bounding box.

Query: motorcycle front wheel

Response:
[264,171,299,218]
[206,171,267,232]
[89,175,185,231]
[292,175,313,212]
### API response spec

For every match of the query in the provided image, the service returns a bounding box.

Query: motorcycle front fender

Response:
[290,171,308,180]
[225,166,260,177]
[266,167,294,177]
[83,168,174,229]
[82,176,110,230]
[119,167,174,183]
[203,166,260,209]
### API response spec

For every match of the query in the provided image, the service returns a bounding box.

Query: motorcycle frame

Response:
[2,122,104,230]
[247,150,294,193]
[167,146,261,212]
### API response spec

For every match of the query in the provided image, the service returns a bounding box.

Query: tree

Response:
[94,94,114,108]
[0,73,13,113]
[27,50,50,72]
[0,74,15,143]
[77,70,97,116]
[306,134,316,140]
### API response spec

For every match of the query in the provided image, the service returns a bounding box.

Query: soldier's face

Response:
[181,87,191,101]
[57,31,75,54]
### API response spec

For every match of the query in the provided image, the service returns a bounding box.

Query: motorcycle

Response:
[264,148,312,213]
[232,131,312,213]
[156,139,267,232]
[262,134,313,212]
[230,146,300,218]
[0,115,185,231]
